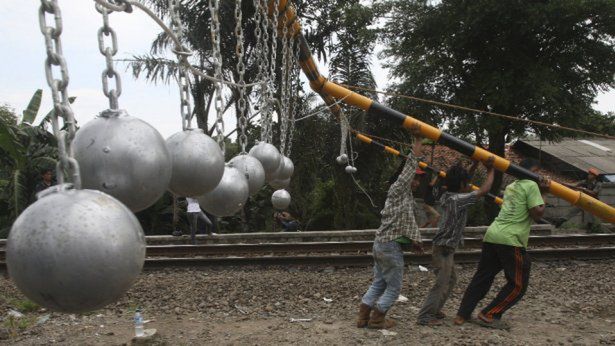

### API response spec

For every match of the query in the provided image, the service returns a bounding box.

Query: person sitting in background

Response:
[274,211,300,232]
[417,157,495,326]
[552,168,602,229]
[34,168,54,194]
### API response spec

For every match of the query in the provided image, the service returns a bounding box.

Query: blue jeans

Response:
[361,240,405,312]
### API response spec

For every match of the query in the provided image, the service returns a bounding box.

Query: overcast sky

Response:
[1,1,613,140]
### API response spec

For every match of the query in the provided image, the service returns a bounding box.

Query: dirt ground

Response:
[1,259,615,345]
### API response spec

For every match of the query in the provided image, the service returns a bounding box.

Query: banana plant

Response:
[0,90,72,236]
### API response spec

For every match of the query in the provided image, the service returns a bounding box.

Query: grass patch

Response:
[10,299,39,313]
[2,315,36,338]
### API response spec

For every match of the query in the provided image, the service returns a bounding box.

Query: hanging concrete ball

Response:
[271,189,291,210]
[267,157,285,181]
[73,109,171,212]
[345,165,358,174]
[249,142,281,181]
[198,165,249,217]
[228,154,265,195]
[166,129,224,197]
[7,188,145,313]
[269,177,290,189]
[275,156,294,181]
[336,154,349,165]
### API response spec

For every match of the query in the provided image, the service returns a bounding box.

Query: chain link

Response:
[209,0,225,154]
[168,0,194,130]
[258,0,271,142]
[235,0,249,153]
[38,0,80,188]
[279,19,290,156]
[286,35,300,156]
[95,3,122,110]
[266,0,280,143]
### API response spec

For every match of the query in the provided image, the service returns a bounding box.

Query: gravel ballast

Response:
[1,259,614,345]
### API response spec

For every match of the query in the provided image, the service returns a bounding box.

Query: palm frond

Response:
[124,55,179,84]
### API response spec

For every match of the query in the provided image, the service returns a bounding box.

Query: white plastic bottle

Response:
[134,308,144,337]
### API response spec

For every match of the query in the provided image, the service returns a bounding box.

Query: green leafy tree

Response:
[379,0,615,219]
[0,90,59,236]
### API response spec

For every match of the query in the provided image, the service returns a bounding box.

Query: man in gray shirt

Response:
[417,158,494,326]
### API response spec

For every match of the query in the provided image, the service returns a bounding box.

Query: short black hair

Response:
[444,164,470,193]
[519,158,540,171]
[40,168,53,175]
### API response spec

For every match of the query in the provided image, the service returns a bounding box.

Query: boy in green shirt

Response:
[455,158,548,329]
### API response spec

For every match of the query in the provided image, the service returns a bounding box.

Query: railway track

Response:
[1,233,614,270]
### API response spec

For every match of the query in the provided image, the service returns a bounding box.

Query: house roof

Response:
[513,138,615,176]
[422,143,576,186]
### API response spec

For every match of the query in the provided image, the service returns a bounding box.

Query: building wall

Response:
[545,182,615,229]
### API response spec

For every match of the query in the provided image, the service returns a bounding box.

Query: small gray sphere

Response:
[345,165,358,174]
[73,110,171,212]
[271,189,291,210]
[198,166,249,217]
[249,142,281,180]
[269,177,290,189]
[166,129,224,197]
[336,154,348,165]
[7,188,146,313]
[274,156,294,181]
[229,154,265,195]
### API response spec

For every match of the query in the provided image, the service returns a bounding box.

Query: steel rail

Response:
[141,246,615,268]
[1,234,615,262]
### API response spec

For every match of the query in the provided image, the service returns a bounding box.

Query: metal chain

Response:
[265,0,280,143]
[209,0,225,153]
[257,0,271,142]
[95,3,122,110]
[286,36,300,156]
[38,0,80,188]
[279,22,291,156]
[235,0,248,153]
[168,0,194,130]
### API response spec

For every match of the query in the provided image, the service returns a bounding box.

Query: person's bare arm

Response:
[530,177,550,221]
[529,204,546,221]
[468,160,480,180]
[476,157,495,197]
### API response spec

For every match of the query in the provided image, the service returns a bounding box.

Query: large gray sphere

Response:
[166,129,224,197]
[249,142,281,180]
[198,166,249,217]
[228,154,265,195]
[275,156,294,181]
[73,110,171,212]
[269,177,290,189]
[267,158,285,182]
[7,188,145,313]
[271,189,291,210]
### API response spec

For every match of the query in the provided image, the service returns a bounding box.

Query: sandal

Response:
[476,313,510,331]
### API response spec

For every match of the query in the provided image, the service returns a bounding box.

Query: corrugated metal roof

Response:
[518,138,615,174]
